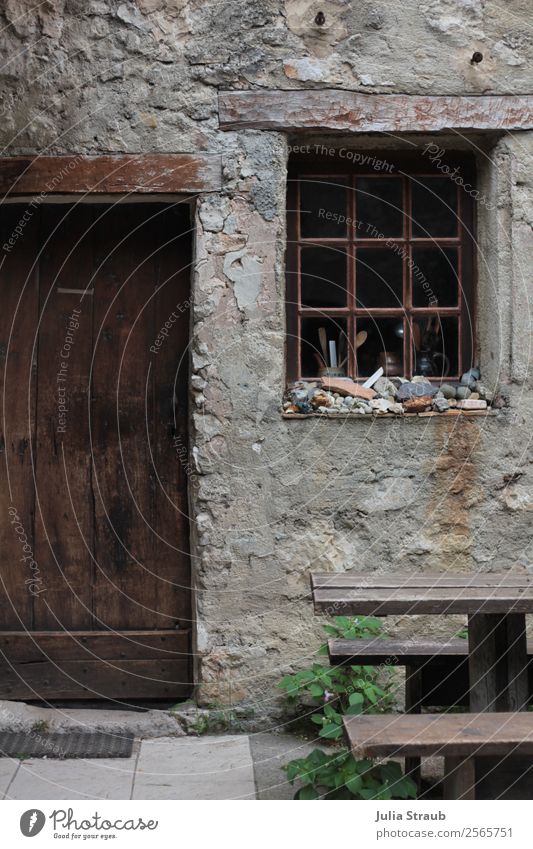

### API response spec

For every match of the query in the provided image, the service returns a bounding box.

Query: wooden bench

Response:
[328,638,533,710]
[330,637,533,788]
[343,712,533,799]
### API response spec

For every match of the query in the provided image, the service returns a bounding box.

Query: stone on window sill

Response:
[284,375,494,419]
[282,409,497,419]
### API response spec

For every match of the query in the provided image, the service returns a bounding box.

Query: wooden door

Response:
[0,202,192,700]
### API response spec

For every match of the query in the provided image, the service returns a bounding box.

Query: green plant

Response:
[278,615,395,740]
[285,748,417,800]
[279,616,416,800]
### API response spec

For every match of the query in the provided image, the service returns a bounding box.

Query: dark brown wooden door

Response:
[0,203,192,700]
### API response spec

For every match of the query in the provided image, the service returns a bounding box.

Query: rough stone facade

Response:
[1,1,532,719]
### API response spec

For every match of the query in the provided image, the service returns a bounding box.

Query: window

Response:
[286,153,476,382]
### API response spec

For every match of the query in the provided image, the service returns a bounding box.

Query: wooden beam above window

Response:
[219,90,533,133]
[0,153,222,195]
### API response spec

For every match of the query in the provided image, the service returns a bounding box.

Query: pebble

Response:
[396,381,437,401]
[474,382,493,402]
[388,402,405,415]
[293,389,308,402]
[456,386,472,400]
[440,383,457,399]
[403,395,433,412]
[433,395,450,413]
[373,376,397,399]
[311,391,333,408]
[460,367,480,389]
[370,398,391,413]
[456,399,488,410]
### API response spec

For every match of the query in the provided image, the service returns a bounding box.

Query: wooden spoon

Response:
[318,327,328,364]
[355,330,367,349]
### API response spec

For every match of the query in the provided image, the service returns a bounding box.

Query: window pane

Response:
[355,316,404,378]
[355,177,403,238]
[412,315,459,378]
[411,176,458,237]
[356,247,403,309]
[412,247,458,307]
[300,316,348,377]
[299,178,348,238]
[301,246,347,308]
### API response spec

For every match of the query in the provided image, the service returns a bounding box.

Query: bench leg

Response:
[444,756,476,800]
[405,664,422,790]
[468,613,528,712]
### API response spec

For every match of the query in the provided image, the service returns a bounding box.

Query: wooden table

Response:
[312,572,533,712]
[312,572,533,797]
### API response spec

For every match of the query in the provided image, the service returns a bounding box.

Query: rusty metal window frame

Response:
[286,152,476,383]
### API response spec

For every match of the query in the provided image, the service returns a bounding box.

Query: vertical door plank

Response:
[0,206,40,629]
[92,205,166,629]
[151,204,192,627]
[33,205,95,630]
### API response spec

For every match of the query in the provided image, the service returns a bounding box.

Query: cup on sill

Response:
[318,366,346,378]
[378,351,403,376]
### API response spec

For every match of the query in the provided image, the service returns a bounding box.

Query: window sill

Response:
[282,409,498,420]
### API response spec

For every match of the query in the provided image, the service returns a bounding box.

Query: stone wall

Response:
[1,1,532,719]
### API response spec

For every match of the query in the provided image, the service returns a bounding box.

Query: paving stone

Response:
[6,757,136,800]
[0,759,19,798]
[249,733,317,800]
[133,735,255,800]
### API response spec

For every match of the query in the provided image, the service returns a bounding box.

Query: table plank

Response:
[329,638,470,664]
[312,572,533,589]
[343,712,533,759]
[314,588,533,615]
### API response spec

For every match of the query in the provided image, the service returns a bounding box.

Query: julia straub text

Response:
[375,810,446,822]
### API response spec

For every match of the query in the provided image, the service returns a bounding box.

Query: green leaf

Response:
[334,616,351,629]
[365,688,378,704]
[319,723,343,740]
[323,703,339,719]
[390,776,418,799]
[296,785,320,800]
[285,762,300,783]
[345,774,363,795]
[348,692,364,706]
[297,670,316,683]
[346,703,363,715]
[309,683,324,698]
[311,714,325,725]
